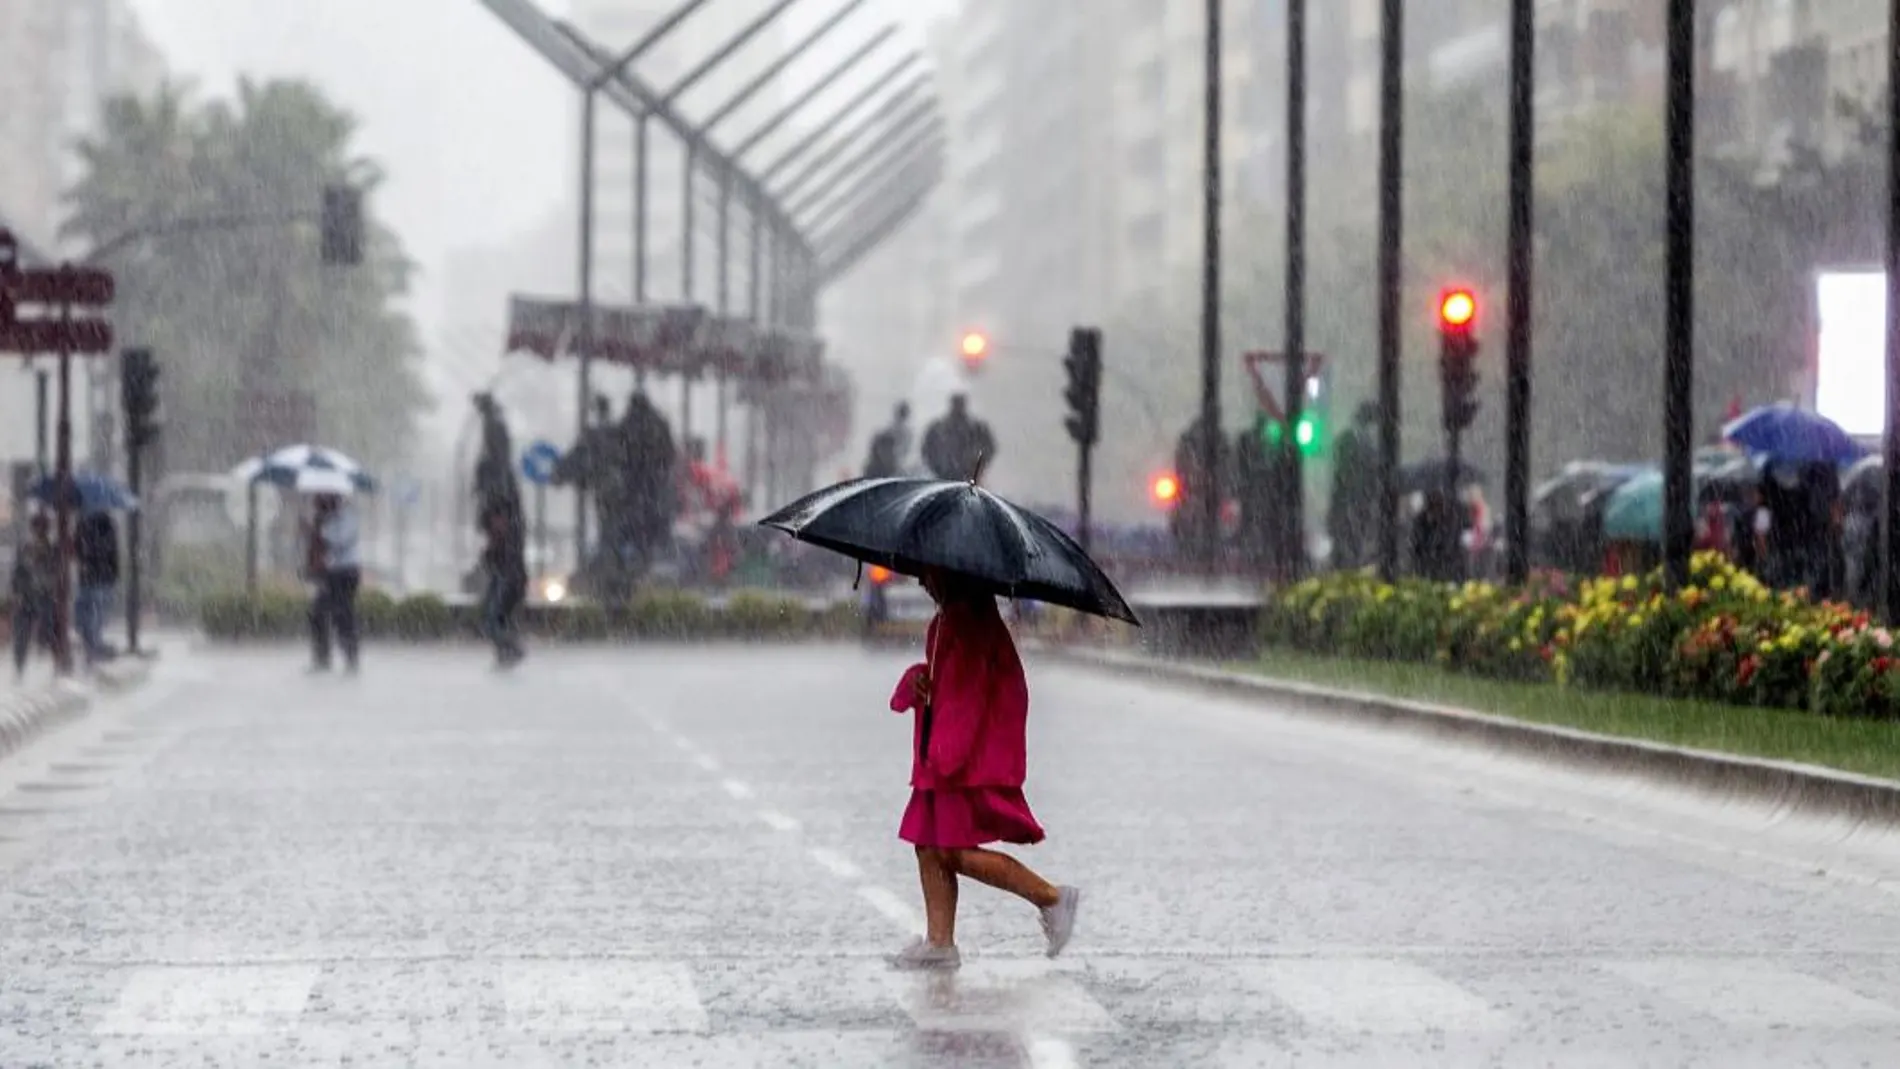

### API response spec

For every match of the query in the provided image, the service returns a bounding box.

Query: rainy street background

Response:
[6,0,1900,1066]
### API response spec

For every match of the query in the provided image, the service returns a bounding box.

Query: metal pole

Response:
[1882,0,1900,623]
[125,401,143,654]
[635,113,650,303]
[245,479,259,595]
[681,145,696,444]
[1196,0,1223,576]
[575,87,597,567]
[746,202,764,499]
[1662,0,1695,590]
[1375,0,1404,582]
[1281,0,1307,581]
[35,368,49,475]
[1505,0,1535,586]
[716,173,732,468]
[52,304,74,674]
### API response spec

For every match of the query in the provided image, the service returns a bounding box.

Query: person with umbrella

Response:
[760,477,1137,971]
[74,507,121,666]
[884,566,1081,970]
[303,491,363,674]
[9,512,58,680]
[478,498,527,669]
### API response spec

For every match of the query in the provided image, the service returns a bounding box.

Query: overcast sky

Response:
[130,0,953,339]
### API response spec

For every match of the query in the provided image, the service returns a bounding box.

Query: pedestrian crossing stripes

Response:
[67,956,1900,1042]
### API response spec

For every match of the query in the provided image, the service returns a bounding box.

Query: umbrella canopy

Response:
[233,444,376,494]
[759,477,1139,625]
[1398,458,1484,496]
[1722,403,1865,465]
[28,471,138,512]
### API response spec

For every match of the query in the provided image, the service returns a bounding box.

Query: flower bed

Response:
[1263,552,1898,719]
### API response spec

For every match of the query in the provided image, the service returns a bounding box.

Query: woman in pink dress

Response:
[885,568,1082,971]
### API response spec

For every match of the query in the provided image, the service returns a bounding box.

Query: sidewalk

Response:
[1,649,156,761]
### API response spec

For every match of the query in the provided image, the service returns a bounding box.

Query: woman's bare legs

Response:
[944,847,1061,909]
[916,846,960,946]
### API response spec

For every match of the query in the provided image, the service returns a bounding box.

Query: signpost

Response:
[521,440,563,575]
[0,230,117,674]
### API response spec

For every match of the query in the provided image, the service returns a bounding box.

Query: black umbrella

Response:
[1398,458,1484,496]
[759,477,1140,625]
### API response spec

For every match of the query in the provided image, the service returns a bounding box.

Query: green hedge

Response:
[1263,552,1900,718]
[196,588,859,643]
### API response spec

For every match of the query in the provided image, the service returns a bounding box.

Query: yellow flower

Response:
[1621,576,1638,592]
[1629,614,1645,628]
[1710,576,1727,591]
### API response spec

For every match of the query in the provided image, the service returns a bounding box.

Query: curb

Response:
[1031,643,1900,827]
[0,662,153,763]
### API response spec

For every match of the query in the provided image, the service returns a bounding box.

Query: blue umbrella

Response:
[28,471,138,512]
[1722,403,1865,465]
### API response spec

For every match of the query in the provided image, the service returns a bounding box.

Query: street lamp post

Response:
[1504,0,1536,586]
[1662,0,1695,590]
[1196,0,1223,577]
[1375,0,1404,582]
[1882,0,1900,623]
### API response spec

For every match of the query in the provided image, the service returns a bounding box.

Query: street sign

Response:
[521,440,562,485]
[0,265,116,306]
[0,319,113,354]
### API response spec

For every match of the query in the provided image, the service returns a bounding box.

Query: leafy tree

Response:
[63,77,427,474]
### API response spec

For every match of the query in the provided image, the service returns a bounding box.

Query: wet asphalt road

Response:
[4,642,1900,1067]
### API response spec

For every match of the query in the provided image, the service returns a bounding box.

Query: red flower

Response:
[1738,655,1761,686]
[1876,656,1894,674]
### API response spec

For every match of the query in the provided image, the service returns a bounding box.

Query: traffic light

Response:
[120,347,160,449]
[1151,471,1180,508]
[1063,327,1101,447]
[958,330,989,371]
[1258,372,1328,458]
[1438,287,1480,433]
[321,184,364,265]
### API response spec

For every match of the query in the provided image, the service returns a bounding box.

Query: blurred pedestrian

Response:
[73,509,120,665]
[884,568,1081,971]
[479,500,527,669]
[864,402,914,479]
[1328,403,1378,570]
[921,395,995,482]
[9,513,58,680]
[304,492,362,674]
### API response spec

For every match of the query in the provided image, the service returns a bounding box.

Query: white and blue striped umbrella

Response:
[232,444,377,495]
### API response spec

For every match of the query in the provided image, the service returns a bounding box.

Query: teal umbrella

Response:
[1601,471,1667,543]
[1600,457,1756,543]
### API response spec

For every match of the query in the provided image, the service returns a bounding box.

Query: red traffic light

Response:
[1151,472,1180,507]
[959,331,990,361]
[1438,289,1477,330]
[868,565,893,585]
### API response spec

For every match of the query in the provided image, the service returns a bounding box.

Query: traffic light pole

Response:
[124,410,144,656]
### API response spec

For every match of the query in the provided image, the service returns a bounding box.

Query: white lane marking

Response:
[808,847,864,881]
[1025,1036,1081,1069]
[501,961,709,1034]
[1245,959,1509,1034]
[721,778,754,800]
[96,964,319,1035]
[857,886,925,935]
[889,960,1116,1035]
[1603,960,1900,1028]
[758,809,800,832]
[692,753,720,773]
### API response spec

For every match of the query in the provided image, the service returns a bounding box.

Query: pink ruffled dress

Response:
[890,596,1044,849]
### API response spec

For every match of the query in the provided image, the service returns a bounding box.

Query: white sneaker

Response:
[1040,886,1081,959]
[885,938,961,971]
